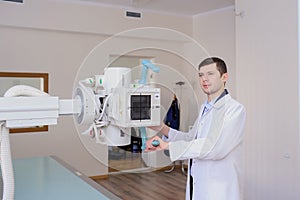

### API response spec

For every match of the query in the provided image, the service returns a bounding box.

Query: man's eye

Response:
[208,72,214,76]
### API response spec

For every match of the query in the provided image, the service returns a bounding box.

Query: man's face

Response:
[198,63,228,99]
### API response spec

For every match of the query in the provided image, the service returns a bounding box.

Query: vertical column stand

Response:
[176,81,187,175]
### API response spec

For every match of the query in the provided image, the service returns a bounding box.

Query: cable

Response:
[0,123,14,200]
[4,85,49,97]
[96,94,112,122]
[0,122,4,143]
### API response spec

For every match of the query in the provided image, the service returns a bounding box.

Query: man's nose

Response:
[201,75,208,81]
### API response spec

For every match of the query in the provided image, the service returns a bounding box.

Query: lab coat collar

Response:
[204,89,229,110]
[213,93,231,109]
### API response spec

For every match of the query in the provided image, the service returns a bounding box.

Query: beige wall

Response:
[0,26,111,176]
[236,0,300,199]
[194,2,300,199]
[193,6,236,98]
[0,0,193,176]
[3,1,296,199]
[0,0,192,36]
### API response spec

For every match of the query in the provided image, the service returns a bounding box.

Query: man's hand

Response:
[145,136,169,152]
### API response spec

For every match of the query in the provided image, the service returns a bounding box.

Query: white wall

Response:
[236,0,300,199]
[0,0,193,176]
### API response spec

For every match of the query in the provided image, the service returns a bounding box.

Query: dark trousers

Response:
[190,175,193,200]
[189,158,193,200]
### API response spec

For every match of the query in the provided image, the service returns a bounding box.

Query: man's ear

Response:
[222,73,228,82]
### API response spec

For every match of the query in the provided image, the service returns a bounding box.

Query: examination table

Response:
[1,156,120,200]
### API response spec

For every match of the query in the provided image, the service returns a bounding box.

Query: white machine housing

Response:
[109,86,160,128]
[73,67,161,146]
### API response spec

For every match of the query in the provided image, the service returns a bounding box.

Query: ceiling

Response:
[67,0,235,16]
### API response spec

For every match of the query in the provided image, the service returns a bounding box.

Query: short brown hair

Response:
[198,57,227,76]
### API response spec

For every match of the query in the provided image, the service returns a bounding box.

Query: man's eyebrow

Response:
[199,70,216,74]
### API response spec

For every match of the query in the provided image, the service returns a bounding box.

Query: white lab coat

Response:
[165,94,246,200]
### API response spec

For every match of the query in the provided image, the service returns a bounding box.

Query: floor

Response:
[95,167,187,200]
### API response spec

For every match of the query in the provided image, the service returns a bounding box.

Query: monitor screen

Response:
[130,95,151,120]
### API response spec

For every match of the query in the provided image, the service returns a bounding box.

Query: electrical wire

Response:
[96,93,112,122]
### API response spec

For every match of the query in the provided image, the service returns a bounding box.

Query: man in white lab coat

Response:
[146,57,246,200]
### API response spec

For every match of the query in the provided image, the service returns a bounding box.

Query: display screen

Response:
[130,95,151,120]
